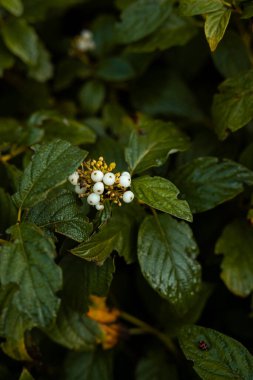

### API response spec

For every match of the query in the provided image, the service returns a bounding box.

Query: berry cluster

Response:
[68,157,134,210]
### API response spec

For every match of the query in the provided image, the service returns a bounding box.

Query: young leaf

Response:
[12,139,87,209]
[125,116,190,174]
[28,189,92,242]
[19,369,34,380]
[179,325,253,379]
[45,305,102,351]
[215,219,253,297]
[0,223,62,327]
[97,57,135,82]
[63,349,113,380]
[138,214,201,314]
[0,0,23,16]
[2,18,39,65]
[173,157,253,213]
[179,0,223,16]
[204,8,231,52]
[132,176,192,222]
[212,69,253,139]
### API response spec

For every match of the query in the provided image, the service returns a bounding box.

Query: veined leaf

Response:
[138,214,201,314]
[173,157,253,213]
[12,139,87,209]
[0,223,62,327]
[215,219,253,297]
[204,8,231,52]
[179,325,253,379]
[132,176,192,222]
[179,0,223,16]
[125,116,190,174]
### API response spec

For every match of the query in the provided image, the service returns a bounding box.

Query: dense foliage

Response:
[1,0,253,378]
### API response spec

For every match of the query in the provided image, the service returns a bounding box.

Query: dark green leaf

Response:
[138,214,201,313]
[173,157,253,213]
[12,139,87,209]
[97,57,135,81]
[28,41,53,82]
[179,325,253,379]
[0,188,17,234]
[0,40,15,76]
[215,219,253,297]
[0,223,62,326]
[125,116,190,174]
[79,80,106,114]
[132,176,192,222]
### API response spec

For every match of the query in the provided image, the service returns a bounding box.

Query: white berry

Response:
[119,175,131,188]
[87,193,100,205]
[91,170,104,182]
[121,171,131,178]
[103,172,115,186]
[123,191,134,203]
[75,184,86,194]
[93,181,104,194]
[96,203,104,211]
[68,171,79,185]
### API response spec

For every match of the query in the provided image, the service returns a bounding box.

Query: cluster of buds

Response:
[68,157,134,210]
[71,30,96,54]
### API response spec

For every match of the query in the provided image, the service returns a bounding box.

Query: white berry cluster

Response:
[68,157,134,211]
[71,30,96,54]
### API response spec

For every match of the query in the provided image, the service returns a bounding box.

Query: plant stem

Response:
[0,238,8,244]
[17,208,22,224]
[0,146,26,163]
[120,311,179,357]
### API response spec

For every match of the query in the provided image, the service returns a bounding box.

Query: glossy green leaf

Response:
[2,18,39,65]
[179,0,223,16]
[215,219,253,297]
[212,69,253,139]
[173,157,253,213]
[138,214,201,313]
[28,189,92,242]
[12,139,87,209]
[116,0,172,44]
[46,305,102,351]
[125,116,190,174]
[204,8,231,52]
[63,349,113,380]
[0,223,62,326]
[0,0,23,16]
[179,325,253,379]
[132,176,192,222]
[79,80,106,114]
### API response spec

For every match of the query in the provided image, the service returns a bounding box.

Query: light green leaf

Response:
[0,223,62,327]
[212,69,253,139]
[179,325,253,380]
[204,8,231,52]
[46,305,102,351]
[97,57,135,81]
[215,219,253,297]
[79,80,106,114]
[138,214,201,313]
[19,369,34,380]
[179,0,223,16]
[63,349,113,380]
[172,157,253,213]
[0,40,15,76]
[28,189,92,242]
[132,176,192,222]
[28,41,53,82]
[0,0,23,16]
[125,116,190,174]
[2,18,39,65]
[12,139,87,209]
[61,255,114,312]
[116,0,172,44]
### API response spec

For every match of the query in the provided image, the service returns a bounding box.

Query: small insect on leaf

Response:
[198,340,209,351]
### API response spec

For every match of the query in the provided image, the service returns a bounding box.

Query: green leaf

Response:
[0,188,17,235]
[61,255,114,312]
[132,176,192,222]
[138,214,201,313]
[116,0,172,44]
[0,0,23,16]
[46,305,102,351]
[136,348,179,380]
[125,116,190,174]
[2,18,39,65]
[63,349,113,380]
[173,157,253,213]
[97,57,135,81]
[79,80,106,114]
[0,118,24,146]
[0,40,15,76]
[71,208,137,264]
[179,325,253,379]
[19,369,34,380]
[12,139,87,209]
[28,41,53,82]
[0,223,62,327]
[179,0,223,16]
[28,189,92,242]
[204,8,231,52]
[212,69,253,140]
[215,219,253,297]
